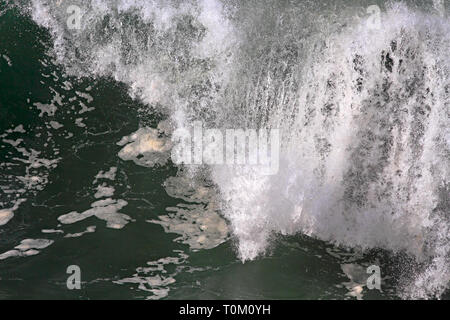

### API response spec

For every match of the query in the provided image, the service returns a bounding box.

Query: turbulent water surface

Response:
[0,0,449,299]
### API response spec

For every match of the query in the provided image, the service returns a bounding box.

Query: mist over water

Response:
[4,0,449,299]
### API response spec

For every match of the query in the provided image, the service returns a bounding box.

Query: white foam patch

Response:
[0,209,14,226]
[2,54,12,66]
[94,167,117,182]
[149,176,229,250]
[12,125,26,133]
[1,127,60,208]
[49,121,63,129]
[11,147,60,193]
[58,198,130,229]
[75,91,93,103]
[78,102,94,114]
[41,229,64,234]
[75,118,86,127]
[65,226,96,238]
[94,184,115,199]
[0,199,25,226]
[0,249,40,260]
[0,239,53,260]
[115,251,188,300]
[3,138,23,147]
[14,238,54,250]
[33,89,63,117]
[118,126,172,167]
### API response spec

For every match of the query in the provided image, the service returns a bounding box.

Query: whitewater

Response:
[8,0,449,299]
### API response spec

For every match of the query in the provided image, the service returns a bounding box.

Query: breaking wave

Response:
[15,0,450,299]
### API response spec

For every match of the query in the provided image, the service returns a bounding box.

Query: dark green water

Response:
[0,1,448,300]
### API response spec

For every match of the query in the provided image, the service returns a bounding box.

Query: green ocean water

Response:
[0,1,448,300]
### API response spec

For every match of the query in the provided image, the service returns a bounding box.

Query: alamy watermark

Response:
[366,265,382,291]
[66,265,81,290]
[366,5,381,30]
[171,121,280,175]
[66,5,82,30]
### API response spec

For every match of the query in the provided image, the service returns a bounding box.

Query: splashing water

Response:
[15,0,450,299]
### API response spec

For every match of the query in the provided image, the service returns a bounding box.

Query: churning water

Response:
[0,0,448,299]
